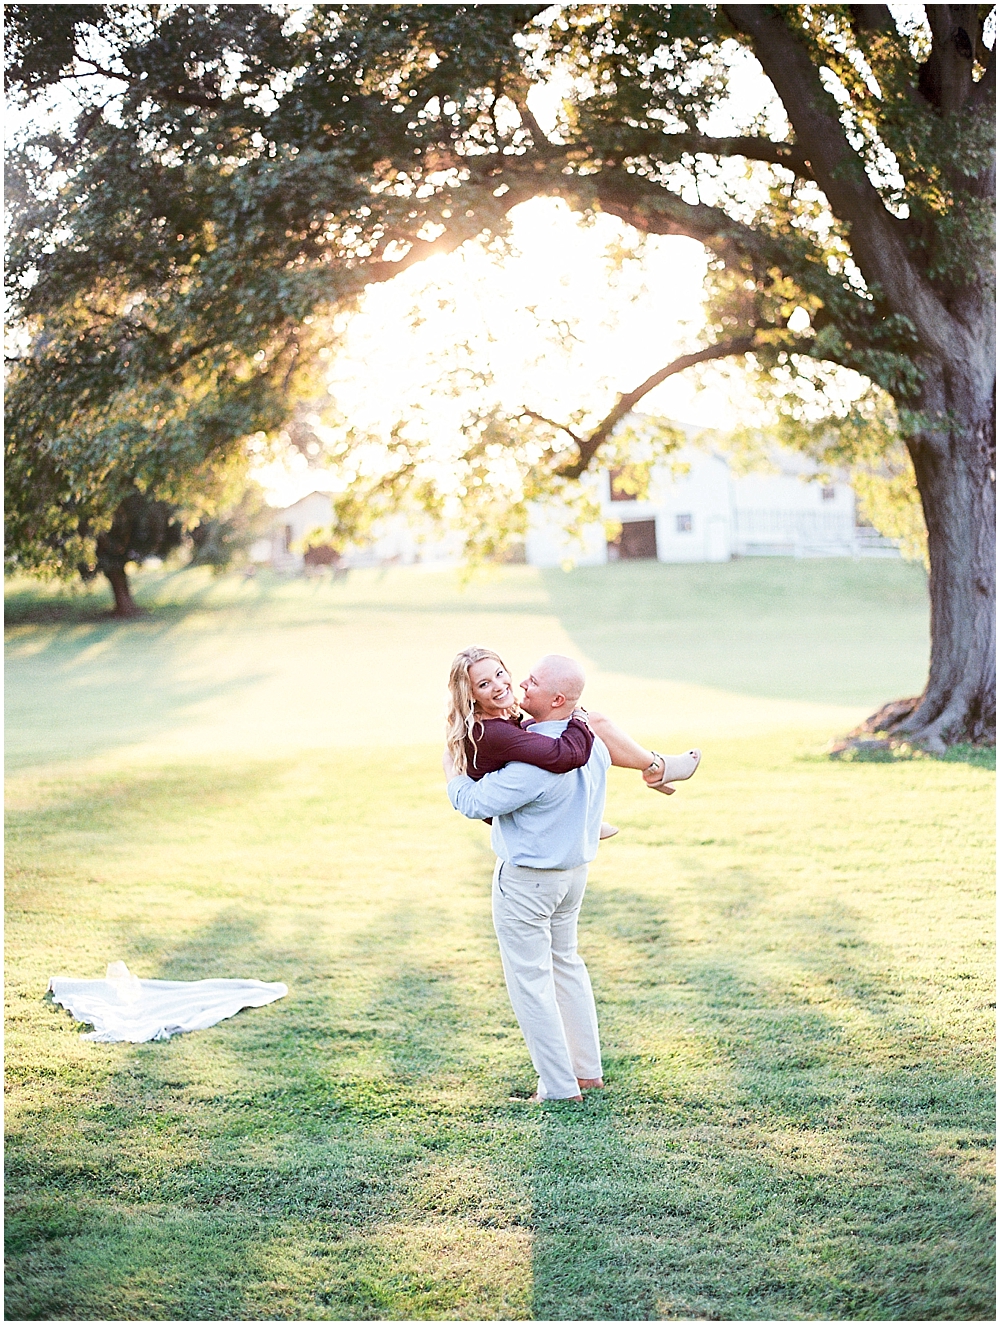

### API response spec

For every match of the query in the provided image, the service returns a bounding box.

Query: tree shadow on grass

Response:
[825,743,996,772]
[6,882,535,1321]
[540,560,930,708]
[5,761,288,874]
[4,577,224,627]
[5,565,553,629]
[526,880,994,1322]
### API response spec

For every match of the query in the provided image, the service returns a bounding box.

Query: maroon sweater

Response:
[464,715,594,781]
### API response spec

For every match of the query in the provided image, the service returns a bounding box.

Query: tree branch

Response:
[520,409,585,446]
[355,178,539,286]
[75,58,224,109]
[845,5,931,116]
[847,5,896,37]
[355,232,468,285]
[970,31,996,107]
[509,91,561,158]
[44,102,109,170]
[721,4,957,356]
[572,166,779,265]
[613,129,813,176]
[75,60,130,85]
[488,153,796,273]
[554,335,813,479]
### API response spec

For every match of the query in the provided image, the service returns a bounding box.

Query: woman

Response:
[445,647,700,831]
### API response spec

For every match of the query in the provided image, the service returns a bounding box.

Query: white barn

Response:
[525,442,895,568]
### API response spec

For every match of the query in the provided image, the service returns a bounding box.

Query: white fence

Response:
[733,508,856,557]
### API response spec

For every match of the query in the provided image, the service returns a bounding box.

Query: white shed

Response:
[257,493,462,572]
[258,490,337,572]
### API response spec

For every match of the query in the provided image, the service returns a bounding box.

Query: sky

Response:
[253,199,750,507]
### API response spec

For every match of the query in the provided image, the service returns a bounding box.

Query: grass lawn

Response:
[5,559,994,1321]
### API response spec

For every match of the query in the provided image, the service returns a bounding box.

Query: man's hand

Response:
[442,746,458,780]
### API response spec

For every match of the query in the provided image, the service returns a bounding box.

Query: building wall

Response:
[263,491,336,572]
[524,515,609,569]
[525,446,868,568]
[731,471,855,557]
[636,451,733,563]
[259,496,462,572]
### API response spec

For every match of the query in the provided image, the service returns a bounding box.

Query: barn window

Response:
[608,467,638,502]
[676,513,693,533]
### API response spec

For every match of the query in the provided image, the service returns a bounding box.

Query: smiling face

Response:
[468,657,515,717]
[518,665,554,721]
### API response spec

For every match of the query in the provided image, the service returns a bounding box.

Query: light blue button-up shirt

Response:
[447,719,611,869]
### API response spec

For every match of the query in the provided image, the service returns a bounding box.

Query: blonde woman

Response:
[445,647,700,828]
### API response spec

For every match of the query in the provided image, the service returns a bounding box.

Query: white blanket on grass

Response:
[48,962,287,1042]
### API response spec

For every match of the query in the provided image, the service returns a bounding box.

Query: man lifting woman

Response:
[442,646,700,1102]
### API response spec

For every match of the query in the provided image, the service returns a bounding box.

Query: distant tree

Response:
[86,492,183,616]
[3,399,258,613]
[188,484,272,574]
[5,5,994,746]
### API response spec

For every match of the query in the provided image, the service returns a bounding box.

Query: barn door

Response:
[608,519,658,561]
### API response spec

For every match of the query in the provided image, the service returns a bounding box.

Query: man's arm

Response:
[446,760,549,820]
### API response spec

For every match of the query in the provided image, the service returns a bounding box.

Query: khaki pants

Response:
[491,858,603,1100]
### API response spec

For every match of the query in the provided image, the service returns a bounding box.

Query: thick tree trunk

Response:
[885,361,996,750]
[103,565,142,618]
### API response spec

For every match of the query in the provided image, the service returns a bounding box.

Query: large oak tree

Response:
[5,4,995,747]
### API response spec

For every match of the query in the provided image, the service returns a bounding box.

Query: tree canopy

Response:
[5,4,995,745]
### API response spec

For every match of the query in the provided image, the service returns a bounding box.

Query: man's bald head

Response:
[520,653,587,721]
[535,654,586,703]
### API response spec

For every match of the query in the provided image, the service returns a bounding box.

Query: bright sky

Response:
[254,198,750,507]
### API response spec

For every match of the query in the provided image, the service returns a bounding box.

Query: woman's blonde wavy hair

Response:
[445,646,519,776]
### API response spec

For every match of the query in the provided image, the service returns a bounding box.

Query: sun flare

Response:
[253,200,728,507]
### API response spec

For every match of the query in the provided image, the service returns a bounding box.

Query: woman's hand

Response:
[442,747,458,780]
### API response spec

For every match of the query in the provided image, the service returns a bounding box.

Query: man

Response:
[443,653,610,1102]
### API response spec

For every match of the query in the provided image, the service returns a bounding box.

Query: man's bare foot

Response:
[599,822,619,840]
[577,1077,604,1090]
[515,1092,584,1103]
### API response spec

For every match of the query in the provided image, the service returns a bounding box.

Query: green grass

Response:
[5,561,994,1321]
[541,557,931,704]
